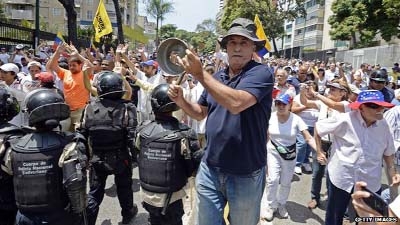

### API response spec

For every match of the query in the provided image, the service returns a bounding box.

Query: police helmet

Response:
[370,69,388,82]
[0,87,19,122]
[96,71,124,99]
[151,83,179,113]
[25,89,70,127]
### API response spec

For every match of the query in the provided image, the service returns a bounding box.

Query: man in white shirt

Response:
[324,63,338,81]
[315,90,399,225]
[135,60,163,123]
[0,47,10,64]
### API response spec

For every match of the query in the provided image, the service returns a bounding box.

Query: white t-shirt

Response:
[317,75,329,94]
[0,53,10,64]
[293,94,319,127]
[325,69,338,81]
[268,112,308,148]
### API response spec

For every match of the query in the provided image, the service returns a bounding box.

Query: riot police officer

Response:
[137,83,202,225]
[0,89,89,225]
[80,71,138,225]
[0,86,24,225]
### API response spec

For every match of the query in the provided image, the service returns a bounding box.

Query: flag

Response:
[93,0,113,42]
[52,31,65,50]
[254,14,272,57]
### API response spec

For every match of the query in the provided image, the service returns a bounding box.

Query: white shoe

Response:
[278,205,289,218]
[294,166,302,175]
[303,163,312,172]
[262,207,275,221]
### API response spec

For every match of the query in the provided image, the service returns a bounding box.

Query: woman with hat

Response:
[299,78,351,210]
[261,93,317,221]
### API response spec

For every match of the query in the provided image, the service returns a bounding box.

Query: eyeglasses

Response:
[363,103,383,109]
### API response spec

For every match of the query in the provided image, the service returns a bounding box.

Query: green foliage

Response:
[157,19,217,55]
[0,1,7,20]
[220,0,306,53]
[329,0,400,48]
[195,18,216,33]
[145,0,174,45]
[383,0,400,18]
[160,24,178,40]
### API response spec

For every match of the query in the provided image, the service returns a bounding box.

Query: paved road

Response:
[96,165,393,225]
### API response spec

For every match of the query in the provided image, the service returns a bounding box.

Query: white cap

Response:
[348,84,361,95]
[27,61,42,69]
[0,63,19,74]
[16,44,24,50]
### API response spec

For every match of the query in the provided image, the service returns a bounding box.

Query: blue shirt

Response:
[198,60,274,174]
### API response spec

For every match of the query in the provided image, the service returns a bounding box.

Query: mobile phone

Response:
[361,187,388,217]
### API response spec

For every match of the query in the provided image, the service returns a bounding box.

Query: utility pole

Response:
[34,0,40,51]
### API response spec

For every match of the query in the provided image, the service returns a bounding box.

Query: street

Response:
[95,163,394,225]
[95,166,330,225]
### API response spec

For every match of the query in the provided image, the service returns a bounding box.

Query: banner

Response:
[254,14,272,57]
[93,0,113,42]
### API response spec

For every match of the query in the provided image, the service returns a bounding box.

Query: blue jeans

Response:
[296,126,314,167]
[311,150,326,201]
[195,161,265,225]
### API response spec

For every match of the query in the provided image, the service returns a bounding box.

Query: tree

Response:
[145,0,174,47]
[329,0,400,48]
[195,19,216,33]
[160,24,178,40]
[221,0,306,55]
[0,1,7,20]
[112,0,124,44]
[58,0,78,44]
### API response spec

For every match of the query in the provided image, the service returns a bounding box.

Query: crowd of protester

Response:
[1,21,400,224]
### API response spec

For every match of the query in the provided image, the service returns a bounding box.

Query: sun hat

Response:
[218,18,266,51]
[349,90,394,109]
[326,81,347,92]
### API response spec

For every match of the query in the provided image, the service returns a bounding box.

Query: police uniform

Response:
[0,86,24,225]
[80,71,138,225]
[0,89,89,225]
[137,83,202,225]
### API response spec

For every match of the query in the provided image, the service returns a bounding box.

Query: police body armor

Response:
[11,131,70,213]
[0,123,24,211]
[138,120,190,193]
[85,99,128,153]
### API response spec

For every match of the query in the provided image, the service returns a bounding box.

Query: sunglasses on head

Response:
[363,103,383,109]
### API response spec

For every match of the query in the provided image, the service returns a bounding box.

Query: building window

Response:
[286,24,292,32]
[285,35,292,43]
[87,10,93,20]
[87,0,93,5]
[53,8,62,16]
[296,17,305,25]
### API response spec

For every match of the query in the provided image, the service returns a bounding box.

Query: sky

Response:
[139,0,220,32]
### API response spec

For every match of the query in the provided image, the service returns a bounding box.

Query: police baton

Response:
[161,192,173,215]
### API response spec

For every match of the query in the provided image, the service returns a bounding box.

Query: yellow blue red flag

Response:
[52,31,65,50]
[254,15,272,57]
[93,0,113,42]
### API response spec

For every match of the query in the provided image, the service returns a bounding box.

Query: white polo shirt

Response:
[316,110,395,193]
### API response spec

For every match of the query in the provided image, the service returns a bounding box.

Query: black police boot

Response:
[122,204,138,224]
